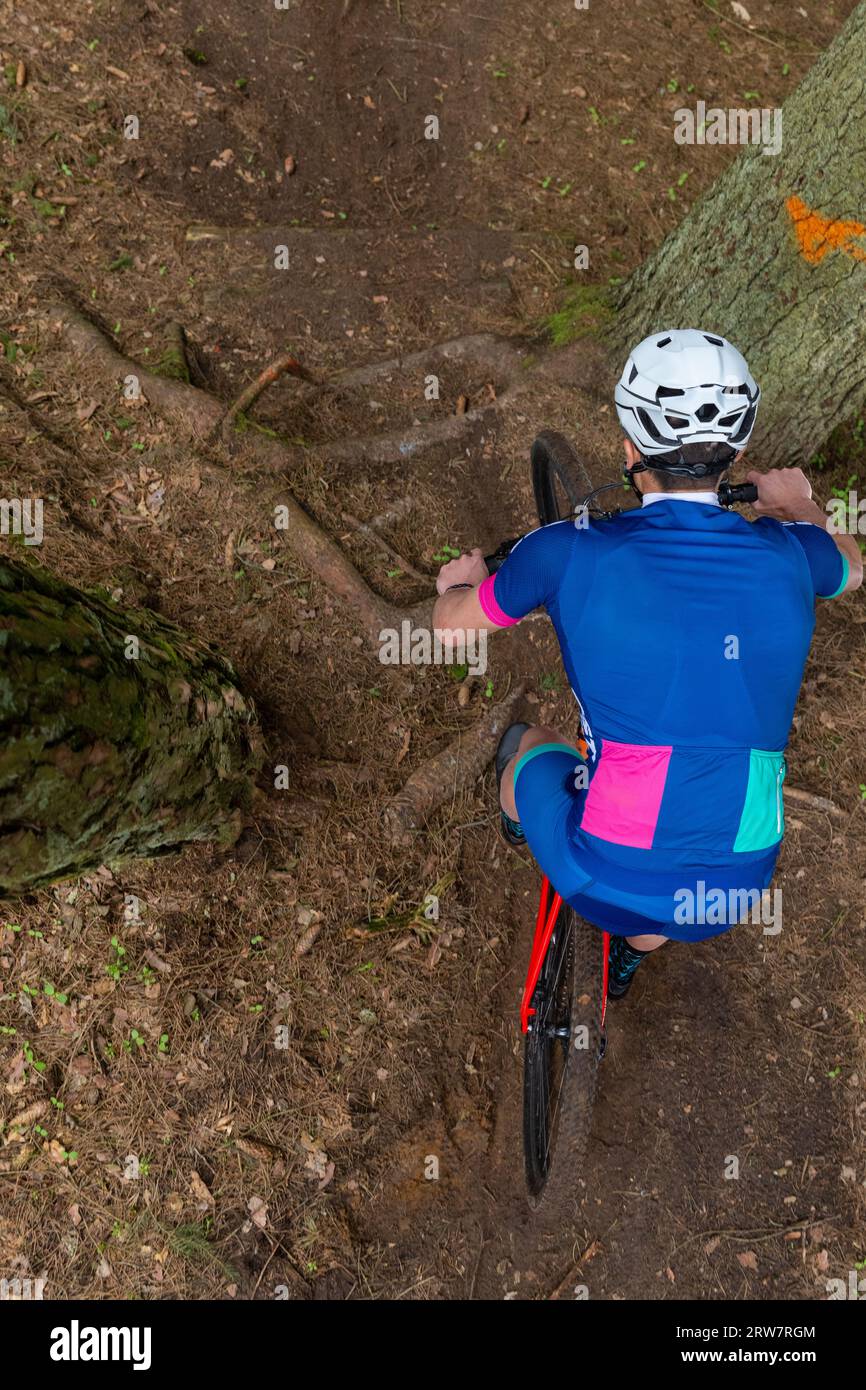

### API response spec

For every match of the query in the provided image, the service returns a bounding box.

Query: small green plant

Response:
[22,1040,46,1074]
[106,936,128,983]
[432,543,460,564]
[707,25,732,54]
[43,982,69,1005]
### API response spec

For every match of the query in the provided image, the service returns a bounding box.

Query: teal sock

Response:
[609,936,648,987]
[501,810,525,841]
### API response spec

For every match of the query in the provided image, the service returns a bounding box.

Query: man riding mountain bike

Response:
[433,329,862,999]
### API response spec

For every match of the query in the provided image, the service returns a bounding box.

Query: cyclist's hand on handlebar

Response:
[435,547,488,595]
[745,467,813,521]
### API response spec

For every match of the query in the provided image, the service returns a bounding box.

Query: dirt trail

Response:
[1,0,864,1301]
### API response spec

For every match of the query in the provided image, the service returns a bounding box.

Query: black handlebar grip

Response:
[483,538,521,573]
[719,481,759,506]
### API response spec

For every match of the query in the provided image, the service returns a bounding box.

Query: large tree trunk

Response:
[0,559,261,895]
[612,1,866,467]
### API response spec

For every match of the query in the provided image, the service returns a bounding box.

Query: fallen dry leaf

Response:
[189,1170,214,1206]
[737,1250,759,1271]
[300,1133,331,1184]
[247,1196,268,1229]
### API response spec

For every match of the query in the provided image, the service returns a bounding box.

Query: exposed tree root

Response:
[322,334,528,392]
[298,333,531,466]
[382,683,526,844]
[44,303,408,644]
[320,394,514,467]
[217,351,319,441]
[0,366,76,455]
[43,304,549,646]
[340,510,430,582]
[48,303,221,439]
[784,786,845,818]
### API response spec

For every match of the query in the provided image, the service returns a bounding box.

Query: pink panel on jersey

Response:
[477,574,520,627]
[580,739,672,849]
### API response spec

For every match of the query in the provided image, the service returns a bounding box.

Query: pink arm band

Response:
[478,574,520,627]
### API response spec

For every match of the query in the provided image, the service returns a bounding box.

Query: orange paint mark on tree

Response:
[786,195,866,265]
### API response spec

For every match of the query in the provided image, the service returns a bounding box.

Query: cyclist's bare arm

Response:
[432,547,499,637]
[747,467,863,592]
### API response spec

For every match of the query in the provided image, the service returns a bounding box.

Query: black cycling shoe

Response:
[495,722,531,847]
[606,934,649,1000]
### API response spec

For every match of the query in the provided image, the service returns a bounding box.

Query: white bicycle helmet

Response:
[615,328,760,462]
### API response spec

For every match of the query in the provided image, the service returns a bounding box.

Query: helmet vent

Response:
[628,363,639,384]
[665,415,689,429]
[656,336,672,347]
[656,386,684,398]
[703,335,724,346]
[731,404,757,442]
[638,407,668,442]
[696,403,718,422]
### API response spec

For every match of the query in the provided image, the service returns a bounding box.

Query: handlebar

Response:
[483,483,759,573]
[717,481,758,506]
[483,538,522,574]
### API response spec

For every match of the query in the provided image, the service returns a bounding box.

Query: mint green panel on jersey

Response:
[733,750,786,852]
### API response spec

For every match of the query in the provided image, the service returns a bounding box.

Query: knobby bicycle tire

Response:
[523,899,606,1218]
[522,428,605,1219]
[531,429,594,526]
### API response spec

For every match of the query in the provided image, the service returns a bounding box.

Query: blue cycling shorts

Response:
[512,743,774,942]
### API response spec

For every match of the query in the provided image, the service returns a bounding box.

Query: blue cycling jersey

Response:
[478,500,847,930]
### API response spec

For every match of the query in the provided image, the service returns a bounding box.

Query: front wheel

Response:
[531,429,593,527]
[523,900,606,1217]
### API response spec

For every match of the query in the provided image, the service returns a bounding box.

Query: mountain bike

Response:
[485,430,758,1217]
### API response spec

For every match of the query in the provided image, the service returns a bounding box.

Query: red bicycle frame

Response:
[520,875,610,1034]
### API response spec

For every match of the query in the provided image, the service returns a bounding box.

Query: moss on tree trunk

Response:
[0,558,261,895]
[612,2,866,466]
